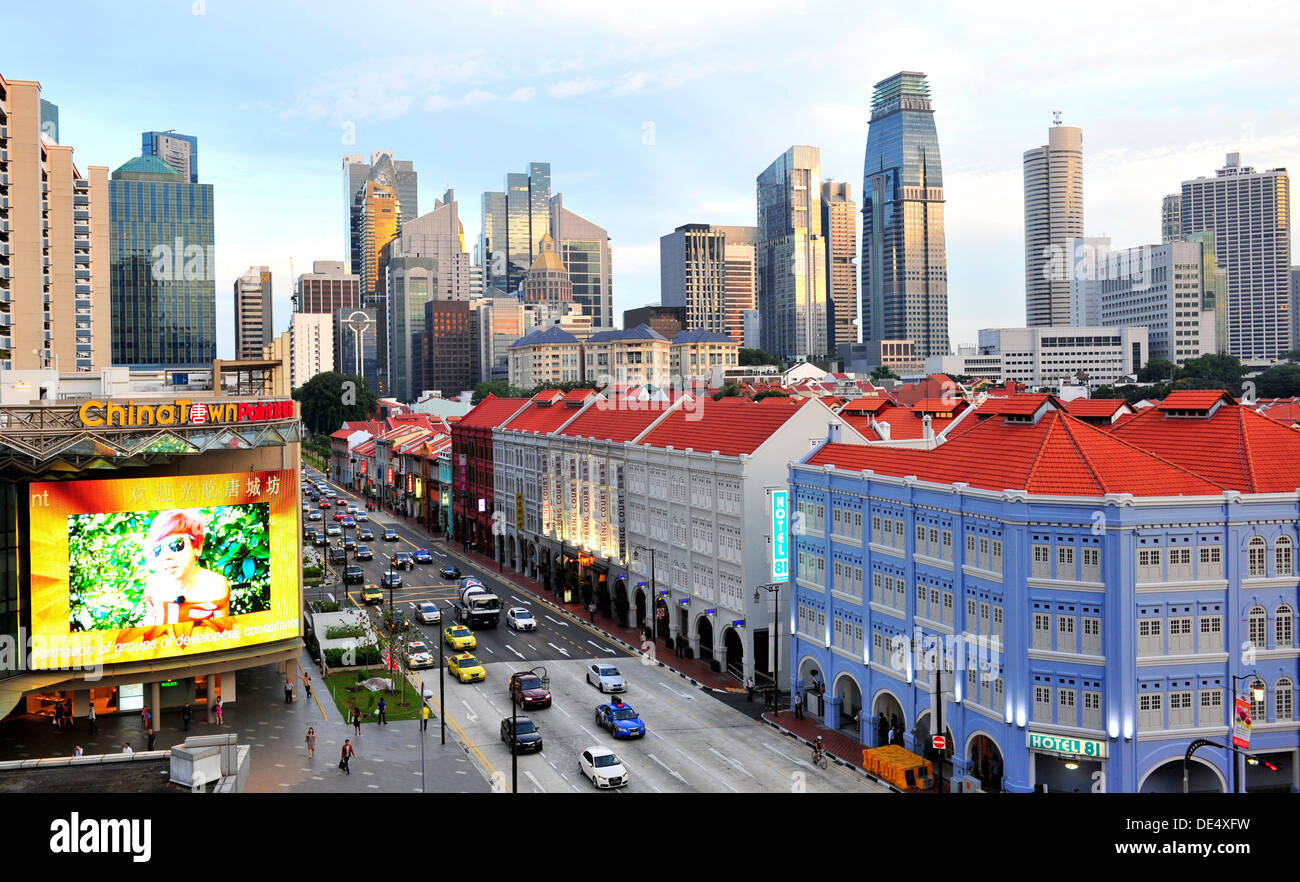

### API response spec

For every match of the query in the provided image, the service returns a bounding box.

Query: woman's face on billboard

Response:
[151,532,199,581]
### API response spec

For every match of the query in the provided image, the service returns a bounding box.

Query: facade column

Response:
[205,675,214,722]
[151,681,162,733]
[826,693,842,728]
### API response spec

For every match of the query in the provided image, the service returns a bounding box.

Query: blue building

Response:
[788,392,1298,793]
[142,130,199,183]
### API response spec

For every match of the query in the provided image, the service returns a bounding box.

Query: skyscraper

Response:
[1161,193,1182,244]
[1024,123,1084,327]
[389,189,471,302]
[385,255,435,402]
[334,306,378,392]
[142,130,199,183]
[295,260,360,315]
[480,162,551,293]
[234,266,272,360]
[660,223,756,342]
[821,182,858,352]
[109,154,215,368]
[861,71,949,360]
[1181,153,1292,360]
[756,146,827,361]
[423,300,476,396]
[358,179,400,299]
[719,226,757,345]
[550,194,613,328]
[344,151,416,276]
[0,75,110,373]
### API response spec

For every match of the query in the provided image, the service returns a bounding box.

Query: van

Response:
[329,546,347,564]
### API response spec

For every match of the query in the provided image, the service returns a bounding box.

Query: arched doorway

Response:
[967,733,1004,793]
[833,673,863,733]
[508,536,517,571]
[871,690,905,747]
[1139,758,1226,794]
[723,627,744,680]
[696,615,714,663]
[595,571,610,617]
[634,587,647,635]
[656,598,671,643]
[913,711,954,790]
[614,578,629,627]
[797,656,823,718]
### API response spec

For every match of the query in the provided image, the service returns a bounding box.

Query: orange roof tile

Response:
[501,390,597,434]
[839,397,896,414]
[456,395,532,430]
[1062,398,1131,418]
[557,396,677,442]
[640,396,813,456]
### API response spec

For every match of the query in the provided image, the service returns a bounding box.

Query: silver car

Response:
[416,601,442,625]
[586,663,626,693]
[506,607,536,631]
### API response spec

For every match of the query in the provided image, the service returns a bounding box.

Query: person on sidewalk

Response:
[794,690,804,720]
[421,704,432,731]
[339,739,354,774]
[746,676,755,703]
[147,728,157,751]
[377,697,387,724]
[284,679,294,703]
[352,707,362,736]
[141,707,151,731]
[182,702,192,732]
[122,743,133,754]
[588,602,596,623]
[214,697,223,726]
[305,726,316,758]
[87,704,96,735]
[763,688,773,711]
[73,745,83,757]
[302,671,312,700]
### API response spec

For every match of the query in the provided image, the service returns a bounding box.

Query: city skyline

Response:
[5,0,1297,360]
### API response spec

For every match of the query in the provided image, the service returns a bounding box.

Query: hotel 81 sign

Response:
[771,490,789,583]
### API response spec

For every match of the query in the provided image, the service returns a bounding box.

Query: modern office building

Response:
[790,390,1300,793]
[422,299,477,397]
[295,260,360,315]
[721,226,758,344]
[334,306,379,392]
[39,99,57,142]
[551,194,613,328]
[661,224,758,340]
[357,179,401,299]
[624,305,687,341]
[344,151,416,276]
[1024,124,1084,327]
[1066,237,1114,328]
[1161,193,1182,244]
[233,266,272,360]
[0,75,110,373]
[289,311,333,389]
[757,146,828,362]
[389,189,471,302]
[481,162,551,293]
[476,294,529,382]
[861,71,949,360]
[108,153,215,368]
[469,263,485,300]
[939,326,1148,388]
[142,130,199,183]
[822,182,858,352]
[384,255,435,402]
[743,309,761,349]
[1180,153,1291,360]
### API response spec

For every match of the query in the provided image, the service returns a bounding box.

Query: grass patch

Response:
[323,670,423,723]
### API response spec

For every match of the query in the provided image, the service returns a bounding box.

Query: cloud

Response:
[424,90,497,112]
[612,72,649,96]
[549,78,603,99]
[508,86,535,102]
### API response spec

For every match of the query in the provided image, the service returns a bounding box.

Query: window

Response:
[1277,605,1294,649]
[916,524,926,548]
[1199,689,1223,727]
[1276,536,1294,576]
[1032,544,1051,578]
[993,678,1004,714]
[993,607,1004,640]
[1248,537,1266,577]
[966,597,977,622]
[966,534,977,562]
[991,539,1002,572]
[894,519,905,548]
[941,530,953,562]
[1082,691,1102,730]
[1277,678,1294,722]
[1138,693,1163,730]
[1137,548,1162,582]
[872,572,883,605]
[1082,617,1101,655]
[1057,545,1074,579]
[1033,613,1051,650]
[1138,618,1162,656]
[1250,678,1267,723]
[1081,547,1100,582]
[1247,606,1267,650]
[1199,545,1223,580]
[942,591,953,625]
[1058,688,1077,726]
[1169,691,1193,729]
[1168,617,1193,654]
[1057,614,1076,653]
[980,602,990,637]
[1168,547,1192,581]
[1198,614,1223,653]
[1034,685,1052,723]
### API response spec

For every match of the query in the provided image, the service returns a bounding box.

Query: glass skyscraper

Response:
[142,130,199,183]
[481,162,551,294]
[860,71,949,360]
[756,145,828,361]
[108,154,215,368]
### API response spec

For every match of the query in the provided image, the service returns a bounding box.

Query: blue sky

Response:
[8,0,1299,358]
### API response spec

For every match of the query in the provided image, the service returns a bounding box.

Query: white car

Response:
[416,602,441,625]
[586,663,626,693]
[405,641,435,669]
[506,607,536,631]
[578,746,628,789]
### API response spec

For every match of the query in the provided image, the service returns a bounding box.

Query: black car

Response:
[343,565,365,585]
[381,571,402,589]
[500,717,543,754]
[329,546,347,564]
[342,536,357,551]
[439,565,461,580]
[354,544,374,561]
[357,527,374,541]
[313,532,327,547]
[393,552,414,570]
[383,527,399,541]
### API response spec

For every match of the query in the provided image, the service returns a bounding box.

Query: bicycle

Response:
[811,746,828,769]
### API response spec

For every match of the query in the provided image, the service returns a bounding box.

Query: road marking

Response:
[579,725,600,741]
[505,645,526,660]
[554,703,571,718]
[523,770,545,793]
[547,642,571,657]
[674,747,739,792]
[646,779,663,793]
[647,753,688,784]
[708,747,756,778]
[544,615,569,628]
[658,682,693,700]
[587,640,617,654]
[511,595,532,605]
[762,742,810,768]
[485,646,495,654]
[460,700,479,723]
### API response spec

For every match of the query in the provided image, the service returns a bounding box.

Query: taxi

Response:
[443,624,477,651]
[448,653,486,683]
[359,584,383,605]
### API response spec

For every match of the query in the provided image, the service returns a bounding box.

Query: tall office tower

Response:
[521,233,573,313]
[0,76,110,373]
[1185,230,1228,354]
[233,266,272,360]
[1024,122,1084,327]
[861,71,949,360]
[480,162,551,293]
[289,312,333,389]
[358,179,400,299]
[109,155,214,368]
[384,255,435,402]
[475,295,529,382]
[821,182,858,351]
[1066,237,1113,327]
[39,99,58,142]
[1293,267,1300,351]
[142,130,199,183]
[1181,153,1292,359]
[756,146,827,361]
[334,306,379,392]
[661,224,726,333]
[550,194,613,328]
[423,300,477,396]
[469,263,484,300]
[720,227,757,345]
[1161,193,1182,244]
[344,151,417,276]
[390,189,470,301]
[295,260,360,314]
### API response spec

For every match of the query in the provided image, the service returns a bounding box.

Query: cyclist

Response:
[811,735,826,766]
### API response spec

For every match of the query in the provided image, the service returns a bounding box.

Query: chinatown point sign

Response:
[78,399,295,428]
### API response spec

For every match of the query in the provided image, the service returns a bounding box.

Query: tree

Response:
[870,365,900,381]
[752,390,790,401]
[1254,363,1300,398]
[739,348,782,368]
[1282,349,1300,364]
[1137,359,1177,384]
[1178,353,1245,390]
[472,379,530,404]
[711,383,743,401]
[293,372,379,437]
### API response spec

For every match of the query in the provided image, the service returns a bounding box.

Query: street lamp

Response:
[1228,673,1265,793]
[632,545,657,642]
[754,584,781,717]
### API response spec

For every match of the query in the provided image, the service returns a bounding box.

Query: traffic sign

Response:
[932,735,946,751]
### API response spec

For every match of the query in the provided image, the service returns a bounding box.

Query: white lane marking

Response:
[545,615,569,628]
[646,779,663,793]
[647,753,688,784]
[658,682,693,700]
[547,642,571,657]
[708,747,756,778]
[511,595,532,605]
[762,742,810,768]
[674,748,739,792]
[558,772,580,792]
[554,704,572,718]
[485,646,495,654]
[460,700,478,722]
[506,645,526,660]
[523,770,545,793]
[433,549,447,557]
[579,725,600,741]
[588,640,617,654]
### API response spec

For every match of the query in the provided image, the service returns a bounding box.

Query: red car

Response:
[318,499,331,509]
[508,671,552,709]
[333,510,348,521]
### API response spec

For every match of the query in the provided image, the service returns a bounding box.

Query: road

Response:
[301,470,886,794]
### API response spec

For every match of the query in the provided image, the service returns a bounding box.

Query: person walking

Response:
[182,702,192,732]
[587,602,596,623]
[284,679,294,703]
[141,706,151,731]
[794,690,804,720]
[87,704,96,735]
[301,671,312,700]
[351,707,362,736]
[339,739,354,774]
[305,727,316,758]
[745,676,755,703]
[146,728,157,751]
[214,697,224,726]
[877,713,889,748]
[421,704,431,731]
[73,745,83,757]
[122,742,133,754]
[377,697,387,725]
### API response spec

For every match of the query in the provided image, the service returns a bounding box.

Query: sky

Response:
[7,0,1300,358]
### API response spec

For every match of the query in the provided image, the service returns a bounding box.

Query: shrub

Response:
[324,645,383,667]
[325,624,365,639]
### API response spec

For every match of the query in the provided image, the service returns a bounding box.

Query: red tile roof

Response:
[839,397,895,414]
[1062,398,1131,418]
[502,390,597,434]
[911,398,968,413]
[1155,390,1236,411]
[1259,401,1300,425]
[807,409,1222,497]
[456,395,531,430]
[557,395,677,442]
[871,412,955,441]
[354,440,377,456]
[975,393,1058,416]
[640,396,816,456]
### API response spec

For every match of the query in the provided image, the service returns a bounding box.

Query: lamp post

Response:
[633,545,657,642]
[754,584,780,717]
[1228,673,1265,793]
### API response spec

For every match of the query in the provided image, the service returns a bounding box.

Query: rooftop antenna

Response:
[1053,110,1062,126]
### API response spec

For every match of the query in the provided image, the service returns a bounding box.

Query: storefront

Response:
[19,674,235,720]
[1027,731,1108,793]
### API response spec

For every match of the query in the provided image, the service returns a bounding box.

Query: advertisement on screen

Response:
[28,470,300,669]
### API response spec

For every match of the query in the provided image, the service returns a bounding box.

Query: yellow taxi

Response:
[448,653,486,683]
[360,584,383,605]
[443,624,477,651]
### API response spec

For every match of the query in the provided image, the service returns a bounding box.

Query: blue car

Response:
[595,701,645,739]
[413,548,433,564]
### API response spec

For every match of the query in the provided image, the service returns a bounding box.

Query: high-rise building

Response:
[290,312,333,389]
[861,71,949,360]
[659,224,756,342]
[1181,153,1292,360]
[389,189,471,301]
[344,151,416,276]
[109,154,214,368]
[1185,230,1228,354]
[142,130,198,183]
[233,266,272,360]
[521,233,573,313]
[719,226,757,345]
[1024,123,1084,327]
[1066,237,1113,328]
[334,306,379,392]
[0,75,110,372]
[468,264,485,300]
[295,260,360,315]
[550,194,613,328]
[385,255,435,402]
[358,179,400,299]
[39,99,58,142]
[1293,266,1300,351]
[422,300,476,397]
[481,162,551,293]
[821,182,858,351]
[1161,193,1182,244]
[476,295,529,382]
[756,146,828,361]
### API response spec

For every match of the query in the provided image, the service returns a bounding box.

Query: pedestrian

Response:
[214,697,224,726]
[122,743,133,754]
[141,707,151,731]
[284,678,294,703]
[377,697,387,725]
[877,713,888,747]
[421,704,431,731]
[588,602,596,622]
[746,676,755,703]
[339,739,354,774]
[352,707,361,736]
[817,686,826,717]
[147,728,157,751]
[305,727,316,758]
[73,745,83,757]
[794,690,804,720]
[88,704,97,735]
[53,702,63,729]
[182,702,192,732]
[302,671,312,699]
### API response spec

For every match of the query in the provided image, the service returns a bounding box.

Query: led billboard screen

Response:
[28,470,300,668]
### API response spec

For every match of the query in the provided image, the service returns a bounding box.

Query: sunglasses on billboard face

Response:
[152,535,193,558]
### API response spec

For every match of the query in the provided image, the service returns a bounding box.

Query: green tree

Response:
[711,383,743,401]
[1178,353,1245,389]
[739,348,783,368]
[752,390,790,401]
[1282,349,1300,364]
[1254,363,1300,398]
[293,372,378,436]
[1137,359,1177,384]
[472,379,530,404]
[870,365,900,381]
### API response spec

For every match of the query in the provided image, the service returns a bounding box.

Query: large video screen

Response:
[28,470,300,668]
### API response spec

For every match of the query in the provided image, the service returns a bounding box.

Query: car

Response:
[595,700,646,738]
[443,624,476,651]
[383,527,399,541]
[586,663,627,693]
[326,524,342,537]
[413,548,433,564]
[319,499,331,509]
[313,532,327,547]
[333,510,348,522]
[342,536,357,551]
[386,610,410,635]
[404,640,435,669]
[415,601,441,625]
[508,671,552,709]
[360,584,383,605]
[448,653,486,683]
[439,565,461,580]
[393,552,414,570]
[501,717,543,754]
[506,607,536,631]
[301,502,311,512]
[341,516,357,529]
[329,546,347,564]
[325,490,337,498]
[308,510,323,521]
[354,511,369,522]
[381,571,402,589]
[357,527,374,541]
[354,544,373,561]
[578,747,628,789]
[343,564,364,585]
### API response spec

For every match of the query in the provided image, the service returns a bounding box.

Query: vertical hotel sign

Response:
[771,489,789,583]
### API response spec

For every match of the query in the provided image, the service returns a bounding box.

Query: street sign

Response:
[932,735,946,751]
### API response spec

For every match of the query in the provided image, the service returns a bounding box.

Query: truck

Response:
[457,579,501,629]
